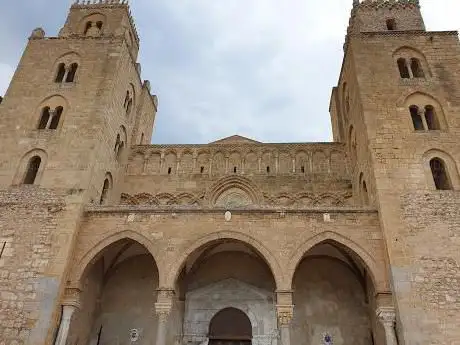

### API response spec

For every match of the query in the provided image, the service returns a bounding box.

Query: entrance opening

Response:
[209,308,252,345]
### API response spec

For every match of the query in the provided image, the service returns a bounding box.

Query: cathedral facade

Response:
[0,0,459,345]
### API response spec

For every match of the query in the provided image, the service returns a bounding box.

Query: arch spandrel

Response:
[163,231,284,290]
[70,230,159,285]
[287,231,388,292]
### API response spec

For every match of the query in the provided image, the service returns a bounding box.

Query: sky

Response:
[0,1,459,144]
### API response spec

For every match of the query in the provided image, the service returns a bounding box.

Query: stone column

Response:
[276,305,293,345]
[155,289,174,345]
[276,291,294,345]
[54,288,81,345]
[376,307,398,345]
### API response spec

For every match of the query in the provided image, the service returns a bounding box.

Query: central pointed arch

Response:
[164,231,283,290]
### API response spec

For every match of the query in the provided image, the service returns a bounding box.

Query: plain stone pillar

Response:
[377,307,398,345]
[54,305,77,345]
[155,310,170,345]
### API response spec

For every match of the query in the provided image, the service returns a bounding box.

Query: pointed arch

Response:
[164,230,284,290]
[206,175,262,206]
[287,231,385,291]
[70,230,158,285]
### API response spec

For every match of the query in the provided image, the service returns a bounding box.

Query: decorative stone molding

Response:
[276,304,294,326]
[376,307,396,326]
[62,287,82,309]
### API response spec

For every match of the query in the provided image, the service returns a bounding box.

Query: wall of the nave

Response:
[292,258,373,345]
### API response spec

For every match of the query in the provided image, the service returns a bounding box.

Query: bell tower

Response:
[0,1,157,344]
[330,0,460,344]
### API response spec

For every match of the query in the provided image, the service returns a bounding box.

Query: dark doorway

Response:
[209,308,252,345]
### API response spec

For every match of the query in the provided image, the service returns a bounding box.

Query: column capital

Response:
[276,304,294,326]
[376,306,396,327]
[155,288,174,321]
[62,287,82,310]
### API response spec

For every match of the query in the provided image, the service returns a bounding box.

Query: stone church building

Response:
[1,0,460,344]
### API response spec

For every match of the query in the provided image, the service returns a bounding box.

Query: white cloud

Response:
[0,0,458,143]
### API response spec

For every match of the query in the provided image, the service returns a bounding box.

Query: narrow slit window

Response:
[200,166,204,174]
[266,166,270,173]
[386,19,396,31]
[168,167,172,175]
[38,107,50,129]
[301,166,305,173]
[140,133,144,144]
[99,178,110,205]
[96,21,103,31]
[126,99,133,116]
[233,166,237,173]
[65,63,78,83]
[49,106,63,130]
[362,180,369,205]
[55,63,66,83]
[410,58,425,78]
[397,58,410,79]
[409,106,424,131]
[430,158,452,190]
[23,156,41,185]
[425,105,440,130]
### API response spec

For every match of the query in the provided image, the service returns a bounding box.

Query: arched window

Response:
[96,21,103,30]
[38,107,51,129]
[430,158,452,190]
[386,19,396,31]
[65,63,78,83]
[266,166,270,174]
[55,63,66,83]
[84,21,92,35]
[410,58,425,78]
[49,106,63,129]
[99,179,110,204]
[409,105,424,131]
[124,91,130,108]
[425,105,440,130]
[23,156,41,185]
[126,99,133,116]
[397,58,410,79]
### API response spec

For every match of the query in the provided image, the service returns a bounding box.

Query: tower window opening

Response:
[140,133,144,144]
[200,166,204,174]
[266,166,270,173]
[386,19,396,31]
[168,167,172,175]
[425,105,440,130]
[430,158,452,190]
[84,21,92,35]
[233,166,237,173]
[65,63,78,83]
[410,58,425,78]
[362,180,369,205]
[126,99,133,116]
[301,166,305,173]
[55,63,66,83]
[38,107,51,129]
[49,106,63,130]
[397,58,410,79]
[96,21,103,30]
[23,156,41,185]
[409,106,424,131]
[99,178,110,205]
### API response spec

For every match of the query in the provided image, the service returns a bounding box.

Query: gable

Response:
[209,135,262,145]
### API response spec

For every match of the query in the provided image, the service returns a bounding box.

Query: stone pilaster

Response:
[376,307,398,345]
